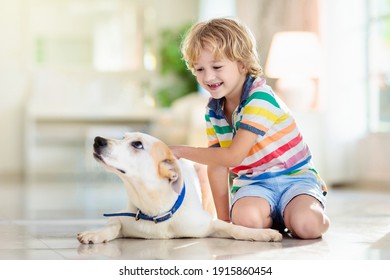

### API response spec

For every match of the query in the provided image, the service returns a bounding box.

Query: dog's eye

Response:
[131,141,144,150]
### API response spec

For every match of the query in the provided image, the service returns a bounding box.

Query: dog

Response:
[77,132,282,244]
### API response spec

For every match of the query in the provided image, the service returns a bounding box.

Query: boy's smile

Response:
[207,82,223,91]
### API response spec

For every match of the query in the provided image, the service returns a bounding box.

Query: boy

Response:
[170,18,329,239]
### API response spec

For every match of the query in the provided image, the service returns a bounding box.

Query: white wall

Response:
[319,0,390,185]
[0,0,29,177]
[356,133,390,183]
[320,0,367,183]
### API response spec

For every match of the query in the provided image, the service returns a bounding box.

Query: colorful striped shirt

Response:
[205,76,327,195]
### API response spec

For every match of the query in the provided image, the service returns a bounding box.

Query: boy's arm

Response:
[170,128,258,167]
[207,165,230,222]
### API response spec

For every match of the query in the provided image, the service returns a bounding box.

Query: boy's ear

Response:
[238,61,247,73]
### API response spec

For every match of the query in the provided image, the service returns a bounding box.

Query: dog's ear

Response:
[152,141,183,194]
[159,159,182,194]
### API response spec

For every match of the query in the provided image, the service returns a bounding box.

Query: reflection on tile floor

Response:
[0,179,390,260]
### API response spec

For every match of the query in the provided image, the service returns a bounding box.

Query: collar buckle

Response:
[153,211,172,223]
[135,210,141,221]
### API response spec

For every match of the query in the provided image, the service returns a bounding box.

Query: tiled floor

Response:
[0,179,390,260]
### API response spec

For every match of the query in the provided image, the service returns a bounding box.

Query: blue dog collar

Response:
[103,183,186,224]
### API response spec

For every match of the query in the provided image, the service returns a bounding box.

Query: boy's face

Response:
[193,47,247,101]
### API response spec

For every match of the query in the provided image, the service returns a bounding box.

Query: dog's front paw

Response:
[262,229,283,242]
[77,231,108,244]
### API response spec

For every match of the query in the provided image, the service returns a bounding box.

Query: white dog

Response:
[77,132,282,244]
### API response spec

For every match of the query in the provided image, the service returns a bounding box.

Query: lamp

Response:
[265,32,321,110]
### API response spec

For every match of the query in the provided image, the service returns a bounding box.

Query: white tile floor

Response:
[0,179,390,260]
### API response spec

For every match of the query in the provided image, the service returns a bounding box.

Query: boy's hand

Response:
[169,145,182,159]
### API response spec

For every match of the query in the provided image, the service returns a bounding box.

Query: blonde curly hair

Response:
[181,18,263,77]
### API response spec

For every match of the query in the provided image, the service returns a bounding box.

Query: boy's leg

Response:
[283,194,330,239]
[207,165,230,222]
[231,197,272,229]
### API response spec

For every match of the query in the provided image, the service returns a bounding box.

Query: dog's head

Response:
[93,132,182,194]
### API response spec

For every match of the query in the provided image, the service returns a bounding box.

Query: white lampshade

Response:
[265,32,321,79]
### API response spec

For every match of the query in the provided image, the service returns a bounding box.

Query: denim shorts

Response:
[230,171,327,228]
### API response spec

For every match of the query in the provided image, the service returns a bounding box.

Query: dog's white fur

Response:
[77,132,282,244]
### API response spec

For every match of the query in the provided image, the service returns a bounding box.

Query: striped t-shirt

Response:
[205,76,327,195]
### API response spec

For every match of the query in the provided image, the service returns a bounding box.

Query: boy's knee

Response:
[231,198,272,229]
[287,211,329,239]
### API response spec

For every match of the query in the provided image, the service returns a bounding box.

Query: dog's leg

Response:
[209,220,282,242]
[77,219,123,244]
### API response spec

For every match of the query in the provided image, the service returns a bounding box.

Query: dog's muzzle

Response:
[93,136,126,174]
[93,136,107,162]
[94,136,107,153]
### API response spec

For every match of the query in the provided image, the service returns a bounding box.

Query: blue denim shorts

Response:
[230,171,327,227]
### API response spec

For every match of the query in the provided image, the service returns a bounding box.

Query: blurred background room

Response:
[0,0,390,260]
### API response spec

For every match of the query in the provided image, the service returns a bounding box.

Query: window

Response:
[368,0,390,131]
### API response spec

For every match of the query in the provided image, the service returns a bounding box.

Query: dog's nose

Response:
[94,136,107,150]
